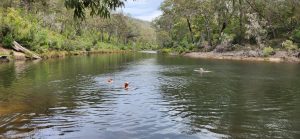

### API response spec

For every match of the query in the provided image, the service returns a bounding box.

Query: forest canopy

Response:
[0,0,157,53]
[154,0,300,53]
[1,0,300,56]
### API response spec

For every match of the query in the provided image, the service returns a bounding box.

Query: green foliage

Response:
[175,46,188,54]
[282,40,298,51]
[2,33,13,48]
[160,48,172,54]
[0,25,13,48]
[0,6,157,53]
[64,0,125,19]
[154,0,300,51]
[220,33,235,45]
[263,46,275,57]
[292,28,300,43]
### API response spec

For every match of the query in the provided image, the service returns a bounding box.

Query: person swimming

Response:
[107,78,113,83]
[194,68,212,73]
[124,82,129,90]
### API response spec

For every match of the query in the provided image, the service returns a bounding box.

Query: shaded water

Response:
[0,53,300,139]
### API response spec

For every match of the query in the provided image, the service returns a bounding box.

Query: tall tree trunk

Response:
[124,37,127,44]
[271,28,276,39]
[238,0,244,43]
[100,30,104,42]
[186,18,195,44]
[60,21,65,34]
[108,33,112,42]
[206,25,212,46]
[204,16,212,46]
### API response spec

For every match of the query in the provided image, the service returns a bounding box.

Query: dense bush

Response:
[263,46,275,57]
[0,7,154,54]
[160,48,172,54]
[0,25,13,48]
[282,40,298,51]
[2,33,14,48]
[292,28,300,43]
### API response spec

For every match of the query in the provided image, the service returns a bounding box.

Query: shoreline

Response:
[40,49,128,59]
[184,51,300,63]
[0,47,129,63]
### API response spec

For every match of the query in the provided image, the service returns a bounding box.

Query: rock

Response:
[13,51,27,60]
[235,51,246,57]
[247,50,260,57]
[214,44,226,53]
[292,52,300,58]
[203,45,213,52]
[0,55,9,62]
[273,51,288,58]
[214,43,233,53]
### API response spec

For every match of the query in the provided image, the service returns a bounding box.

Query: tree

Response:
[154,0,300,51]
[64,0,126,19]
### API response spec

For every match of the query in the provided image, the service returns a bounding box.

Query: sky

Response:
[121,0,164,21]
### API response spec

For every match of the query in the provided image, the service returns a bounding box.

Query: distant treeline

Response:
[154,0,300,54]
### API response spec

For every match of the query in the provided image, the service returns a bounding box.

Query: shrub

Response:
[176,46,188,54]
[282,40,298,51]
[2,34,14,48]
[63,40,76,51]
[292,28,300,43]
[220,33,235,44]
[263,46,275,57]
[1,25,11,37]
[160,48,172,54]
[187,44,196,51]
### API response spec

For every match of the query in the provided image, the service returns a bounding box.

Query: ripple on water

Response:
[1,56,300,139]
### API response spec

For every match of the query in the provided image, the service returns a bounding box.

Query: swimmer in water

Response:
[124,82,129,90]
[107,78,113,83]
[194,68,212,73]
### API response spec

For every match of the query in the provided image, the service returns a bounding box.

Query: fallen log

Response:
[12,41,41,59]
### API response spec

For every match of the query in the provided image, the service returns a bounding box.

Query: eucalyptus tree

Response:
[64,0,126,19]
[155,0,300,50]
[15,0,127,19]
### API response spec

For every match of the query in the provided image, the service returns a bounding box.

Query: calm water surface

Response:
[0,53,300,139]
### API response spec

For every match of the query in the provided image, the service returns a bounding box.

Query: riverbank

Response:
[0,46,127,63]
[184,50,300,63]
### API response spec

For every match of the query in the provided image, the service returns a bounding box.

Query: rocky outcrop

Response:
[214,43,234,53]
[293,52,300,58]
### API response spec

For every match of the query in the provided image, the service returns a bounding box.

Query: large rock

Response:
[292,52,300,58]
[203,45,213,52]
[0,55,10,62]
[247,50,261,57]
[214,43,233,53]
[273,51,288,58]
[13,51,27,60]
[0,47,11,62]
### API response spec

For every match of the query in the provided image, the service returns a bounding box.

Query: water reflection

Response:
[0,53,151,138]
[157,56,300,139]
[0,63,16,87]
[0,54,299,139]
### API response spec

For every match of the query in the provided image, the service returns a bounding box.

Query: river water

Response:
[0,53,300,139]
